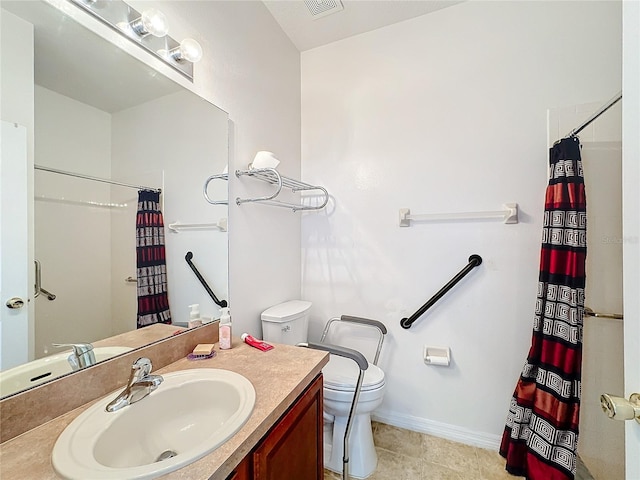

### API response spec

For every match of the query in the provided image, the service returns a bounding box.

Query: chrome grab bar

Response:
[34,260,56,300]
[585,307,623,320]
[34,260,41,298]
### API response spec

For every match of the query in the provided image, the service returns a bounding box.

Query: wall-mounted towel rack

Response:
[235,167,328,211]
[168,219,227,233]
[203,173,229,205]
[203,168,329,212]
[399,204,518,226]
[401,255,482,329]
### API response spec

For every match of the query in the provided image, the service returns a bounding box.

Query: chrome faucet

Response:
[52,342,96,371]
[106,357,163,413]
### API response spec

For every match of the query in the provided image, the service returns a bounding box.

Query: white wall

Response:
[548,100,623,479]
[3,0,300,352]
[33,86,114,355]
[301,0,622,447]
[622,1,640,476]
[129,0,303,336]
[111,90,229,330]
[0,9,35,365]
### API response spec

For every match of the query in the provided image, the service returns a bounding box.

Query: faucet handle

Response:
[52,343,94,356]
[131,357,153,381]
[53,343,96,370]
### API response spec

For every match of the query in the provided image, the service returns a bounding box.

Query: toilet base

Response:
[323,413,377,479]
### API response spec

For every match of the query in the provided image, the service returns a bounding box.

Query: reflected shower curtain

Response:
[136,190,172,328]
[500,137,586,480]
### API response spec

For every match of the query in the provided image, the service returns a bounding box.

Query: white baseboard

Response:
[371,410,502,451]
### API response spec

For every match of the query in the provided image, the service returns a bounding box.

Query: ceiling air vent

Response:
[304,0,344,19]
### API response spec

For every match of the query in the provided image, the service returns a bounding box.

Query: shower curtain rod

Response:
[34,165,161,193]
[564,90,622,138]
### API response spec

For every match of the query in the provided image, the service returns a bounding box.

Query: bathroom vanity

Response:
[0,328,328,480]
[228,374,324,480]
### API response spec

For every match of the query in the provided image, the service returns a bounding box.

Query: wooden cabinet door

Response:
[225,455,251,480]
[252,375,323,480]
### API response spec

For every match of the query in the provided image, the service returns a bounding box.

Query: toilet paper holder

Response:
[424,346,450,366]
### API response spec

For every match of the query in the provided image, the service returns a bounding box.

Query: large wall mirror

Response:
[0,0,228,398]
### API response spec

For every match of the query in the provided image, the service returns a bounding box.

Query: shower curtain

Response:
[136,190,172,328]
[500,137,586,480]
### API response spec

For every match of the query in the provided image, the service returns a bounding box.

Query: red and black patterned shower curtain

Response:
[500,137,586,480]
[136,190,172,328]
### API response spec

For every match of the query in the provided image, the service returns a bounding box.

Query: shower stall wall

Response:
[548,100,624,480]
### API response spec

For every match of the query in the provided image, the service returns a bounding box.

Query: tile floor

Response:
[323,422,523,480]
[323,422,595,480]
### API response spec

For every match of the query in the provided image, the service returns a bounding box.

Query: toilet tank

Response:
[261,300,312,345]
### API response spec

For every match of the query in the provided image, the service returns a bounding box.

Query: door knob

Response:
[5,297,25,309]
[600,393,640,423]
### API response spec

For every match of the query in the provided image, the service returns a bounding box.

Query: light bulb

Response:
[168,38,203,63]
[129,8,169,38]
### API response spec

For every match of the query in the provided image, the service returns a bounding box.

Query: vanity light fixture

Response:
[68,0,201,81]
[121,8,169,39]
[167,38,203,63]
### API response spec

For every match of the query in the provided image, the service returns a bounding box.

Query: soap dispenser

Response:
[188,304,202,328]
[219,307,232,350]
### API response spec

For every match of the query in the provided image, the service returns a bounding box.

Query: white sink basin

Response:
[52,368,256,480]
[0,346,132,397]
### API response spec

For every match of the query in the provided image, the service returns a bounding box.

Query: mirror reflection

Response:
[0,0,229,398]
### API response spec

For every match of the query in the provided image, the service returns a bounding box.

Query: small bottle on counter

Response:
[219,307,232,350]
[188,304,203,328]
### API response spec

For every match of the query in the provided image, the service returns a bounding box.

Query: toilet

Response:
[261,301,386,479]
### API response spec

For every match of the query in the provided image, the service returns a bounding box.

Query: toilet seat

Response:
[322,355,385,392]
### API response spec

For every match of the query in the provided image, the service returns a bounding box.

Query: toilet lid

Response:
[322,355,385,392]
